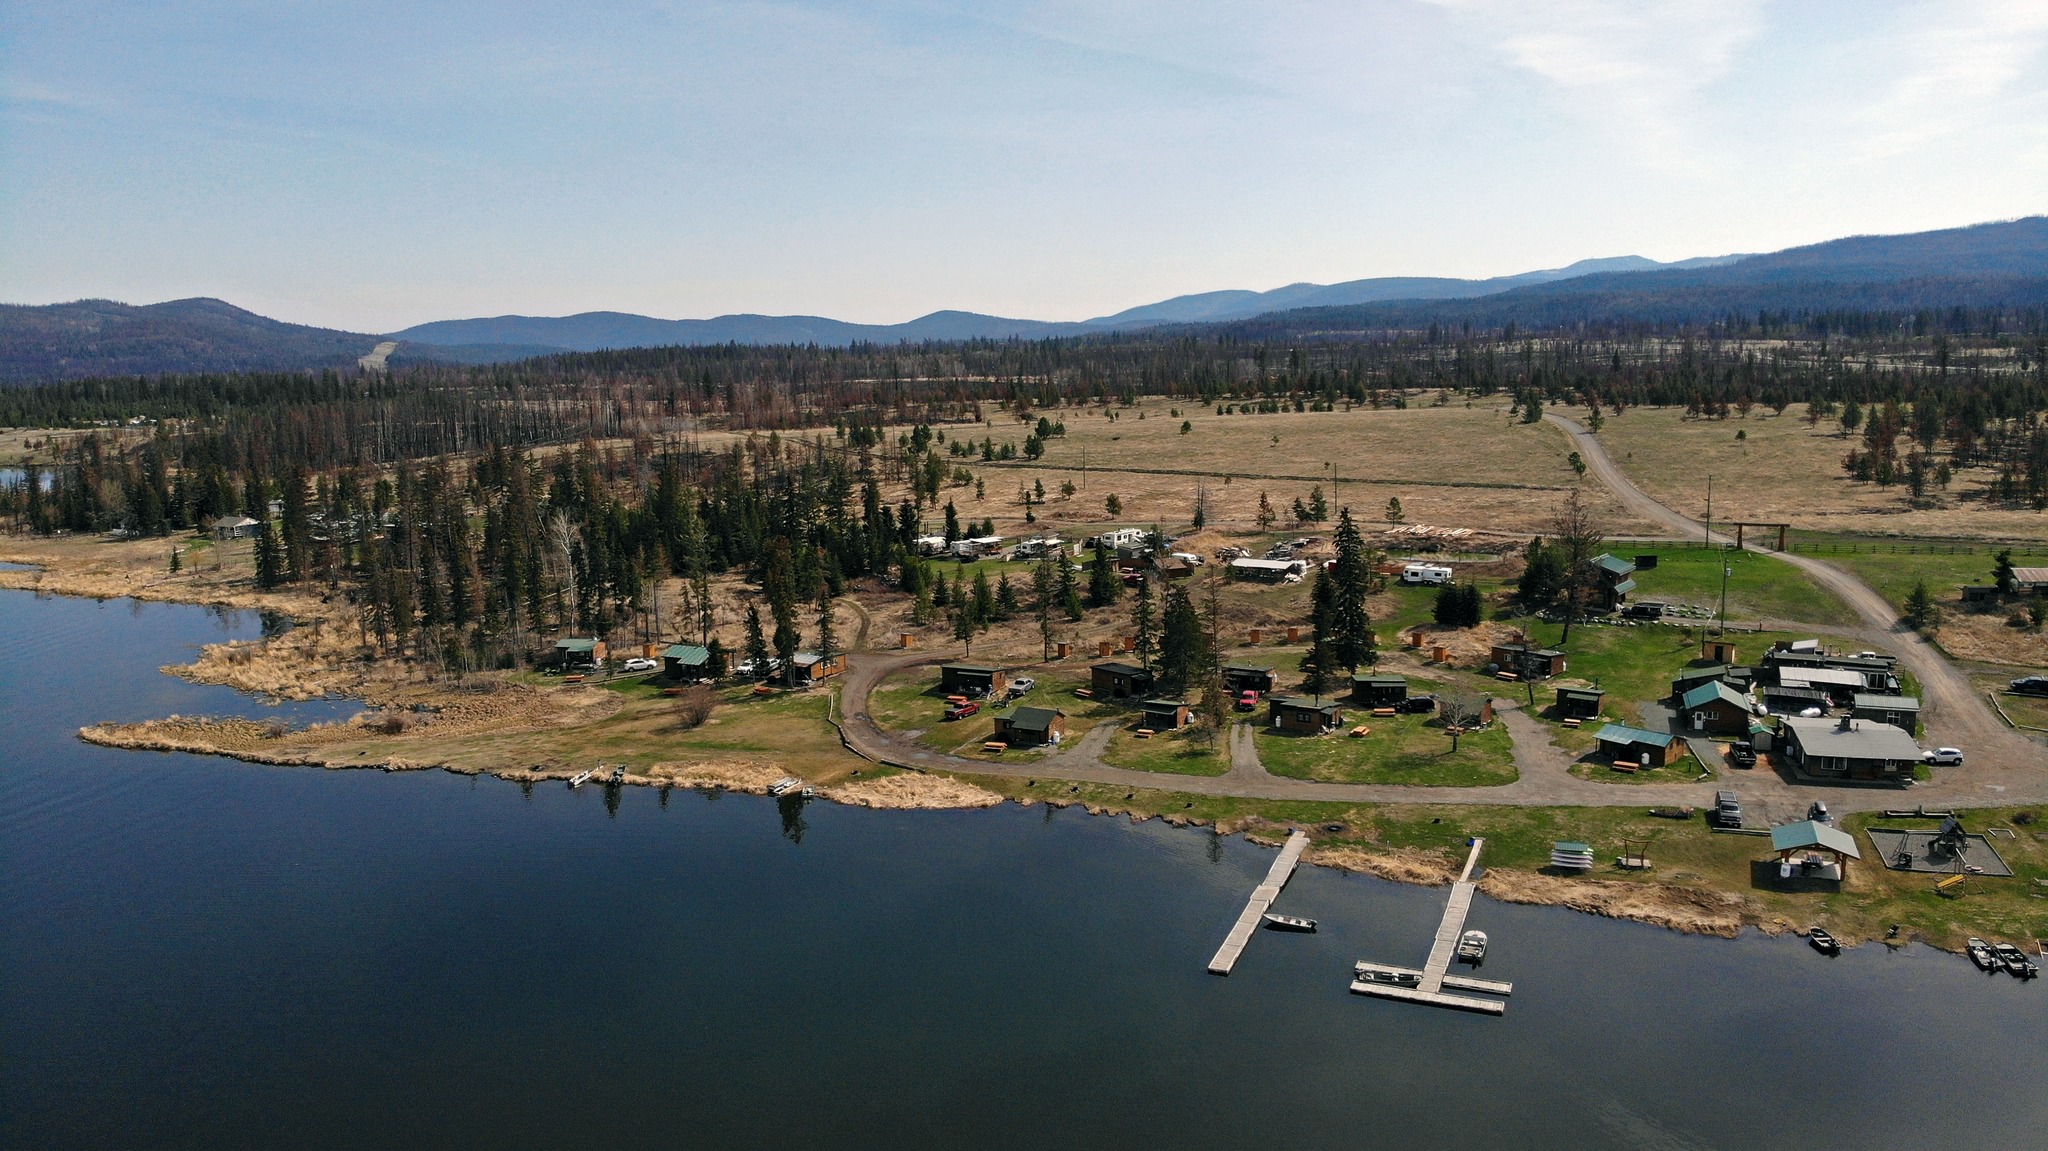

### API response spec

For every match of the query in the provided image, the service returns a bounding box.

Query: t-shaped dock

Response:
[1351,837,1512,1015]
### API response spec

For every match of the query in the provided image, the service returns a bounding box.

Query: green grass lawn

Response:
[1567,754,1714,785]
[865,666,1121,757]
[1613,545,1859,627]
[1513,619,1822,724]
[1100,724,1230,775]
[1786,533,2048,608]
[1254,709,1517,786]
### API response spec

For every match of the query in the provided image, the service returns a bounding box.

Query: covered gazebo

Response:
[1770,820,1861,882]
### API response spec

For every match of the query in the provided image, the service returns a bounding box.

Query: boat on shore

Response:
[567,767,596,789]
[1261,913,1316,932]
[1968,937,1997,971]
[1808,927,1840,956]
[1992,942,2039,979]
[1456,930,1488,964]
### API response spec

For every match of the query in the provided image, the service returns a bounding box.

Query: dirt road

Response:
[1547,411,2041,773]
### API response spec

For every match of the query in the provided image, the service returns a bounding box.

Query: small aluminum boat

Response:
[1456,930,1488,963]
[1261,913,1317,933]
[1967,937,1997,971]
[1808,927,1840,956]
[1993,942,2039,979]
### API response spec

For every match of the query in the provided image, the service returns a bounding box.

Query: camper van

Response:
[1400,563,1454,586]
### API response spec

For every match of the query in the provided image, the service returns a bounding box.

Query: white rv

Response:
[1401,562,1454,586]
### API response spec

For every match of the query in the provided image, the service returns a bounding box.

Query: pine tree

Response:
[1328,508,1375,670]
[1033,552,1056,660]
[743,603,770,679]
[1384,496,1403,526]
[971,569,995,625]
[253,520,283,589]
[1903,580,1937,630]
[1158,583,1204,692]
[1994,548,2017,594]
[1195,572,1230,745]
[168,547,181,574]
[814,590,839,662]
[1130,573,1156,671]
[994,572,1020,619]
[1255,491,1276,531]
[1088,544,1122,607]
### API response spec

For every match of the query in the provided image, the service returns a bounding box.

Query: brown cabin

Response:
[1091,661,1155,698]
[790,651,845,683]
[940,663,1008,697]
[1139,698,1191,730]
[1269,695,1343,734]
[992,706,1066,747]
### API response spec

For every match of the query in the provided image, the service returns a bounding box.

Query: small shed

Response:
[1554,686,1606,720]
[662,643,718,679]
[553,637,607,671]
[940,663,1009,697]
[1679,680,1753,736]
[1351,673,1408,706]
[1221,664,1277,695]
[1269,695,1343,734]
[1850,693,1921,735]
[1091,661,1155,698]
[1139,698,1191,731]
[1590,553,1638,609]
[993,706,1067,748]
[1592,722,1684,767]
[1702,638,1739,664]
[1770,819,1861,882]
[211,515,259,541]
[1492,644,1568,679]
[790,651,845,683]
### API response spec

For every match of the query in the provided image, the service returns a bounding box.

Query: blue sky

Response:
[3,1,2045,332]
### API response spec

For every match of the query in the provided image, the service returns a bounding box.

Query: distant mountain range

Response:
[387,253,1752,352]
[2,217,2043,383]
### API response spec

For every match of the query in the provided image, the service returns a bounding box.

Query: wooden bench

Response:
[752,684,776,696]
[563,674,584,684]
[1495,671,1519,681]
[1072,688,1094,699]
[1371,707,1397,717]
[1560,717,1582,728]
[1617,855,1653,870]
[1132,728,1154,738]
[982,741,1009,752]
[1935,873,1969,895]
[1610,761,1638,774]
[1348,725,1372,738]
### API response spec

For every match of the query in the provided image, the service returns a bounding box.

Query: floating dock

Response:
[1207,830,1310,976]
[1350,838,1511,1015]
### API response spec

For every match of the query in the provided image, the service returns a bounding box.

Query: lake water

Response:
[4,588,2044,1149]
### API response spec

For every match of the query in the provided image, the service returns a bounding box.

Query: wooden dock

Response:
[1206,830,1310,976]
[1351,838,1510,1015]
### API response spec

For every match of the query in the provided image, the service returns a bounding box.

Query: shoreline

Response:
[10,538,2038,957]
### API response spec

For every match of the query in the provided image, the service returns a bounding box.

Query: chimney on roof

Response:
[1837,714,1853,731]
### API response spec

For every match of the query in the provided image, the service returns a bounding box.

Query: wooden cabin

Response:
[1221,664,1277,696]
[992,706,1066,748]
[1138,698,1191,731]
[1592,722,1684,767]
[1679,680,1753,736]
[1554,686,1605,720]
[1091,661,1155,699]
[1490,643,1568,679]
[662,643,720,680]
[1269,696,1343,734]
[553,637,607,672]
[790,651,845,683]
[940,663,1009,697]
[1350,674,1408,707]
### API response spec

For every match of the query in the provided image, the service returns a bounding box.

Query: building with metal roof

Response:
[1679,680,1753,736]
[993,706,1066,747]
[1778,715,1922,782]
[1770,819,1861,881]
[1849,693,1921,734]
[1593,722,1685,766]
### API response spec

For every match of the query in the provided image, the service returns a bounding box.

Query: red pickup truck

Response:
[944,700,981,721]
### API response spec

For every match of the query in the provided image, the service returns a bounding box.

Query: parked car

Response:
[2009,675,2048,696]
[1397,694,1438,714]
[1712,791,1743,829]
[733,658,782,678]
[1922,747,1964,766]
[1727,741,1757,768]
[1236,690,1259,711]
[1007,676,1037,699]
[943,700,981,721]
[621,656,659,673]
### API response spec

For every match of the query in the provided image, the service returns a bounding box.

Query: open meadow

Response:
[1594,405,2048,542]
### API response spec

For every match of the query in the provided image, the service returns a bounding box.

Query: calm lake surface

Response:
[4,588,2044,1150]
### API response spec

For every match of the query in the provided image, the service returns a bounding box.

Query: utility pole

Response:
[1719,549,1731,636]
[1704,474,1713,548]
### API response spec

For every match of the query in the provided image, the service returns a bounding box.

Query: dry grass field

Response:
[1594,406,2048,542]
[688,399,1656,538]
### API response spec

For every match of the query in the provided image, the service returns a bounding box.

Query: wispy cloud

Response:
[1848,0,2048,161]
[1423,0,1764,171]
